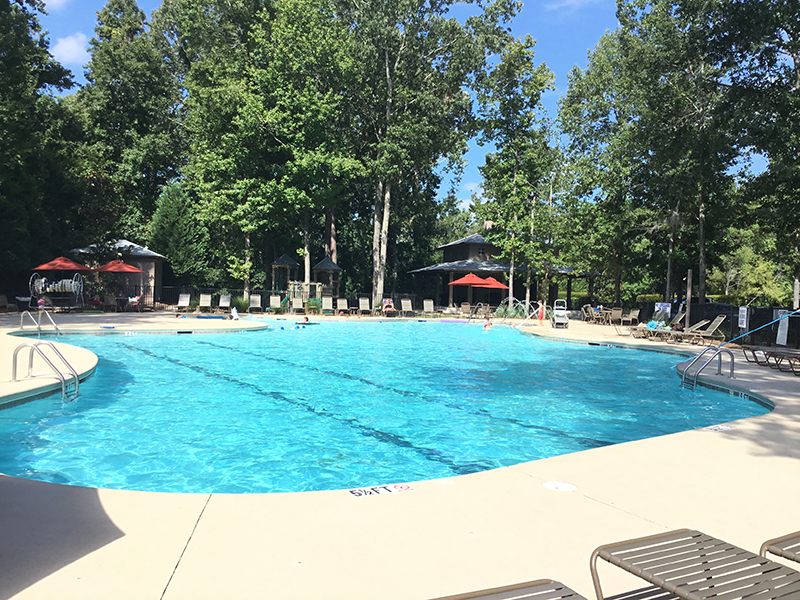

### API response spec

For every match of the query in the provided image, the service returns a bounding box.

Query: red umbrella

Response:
[94,260,144,273]
[473,276,509,290]
[32,256,93,271]
[448,273,487,286]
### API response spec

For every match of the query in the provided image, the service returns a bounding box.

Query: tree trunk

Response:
[372,179,388,306]
[665,201,680,302]
[380,180,392,297]
[303,209,311,285]
[697,186,707,302]
[243,231,251,301]
[325,205,337,263]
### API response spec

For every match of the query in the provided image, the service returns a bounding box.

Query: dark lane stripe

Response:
[196,339,612,450]
[119,343,491,476]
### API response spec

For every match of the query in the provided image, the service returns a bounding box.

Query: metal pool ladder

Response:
[19,308,60,337]
[12,341,80,400]
[681,346,735,391]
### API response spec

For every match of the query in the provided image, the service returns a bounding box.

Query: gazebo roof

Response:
[312,257,341,271]
[71,239,166,260]
[272,253,299,267]
[408,259,511,274]
[437,233,491,250]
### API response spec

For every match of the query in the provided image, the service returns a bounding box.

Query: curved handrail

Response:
[681,346,735,389]
[38,308,60,334]
[11,342,78,399]
[19,310,40,335]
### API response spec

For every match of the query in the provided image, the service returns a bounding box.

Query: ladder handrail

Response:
[681,347,735,389]
[38,308,60,334]
[467,302,486,323]
[12,342,79,399]
[19,310,40,334]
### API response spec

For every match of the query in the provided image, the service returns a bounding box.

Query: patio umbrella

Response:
[94,260,144,273]
[473,276,509,290]
[32,256,93,271]
[448,273,487,286]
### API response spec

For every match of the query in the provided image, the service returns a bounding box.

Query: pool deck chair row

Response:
[742,345,800,376]
[590,528,800,600]
[430,578,587,600]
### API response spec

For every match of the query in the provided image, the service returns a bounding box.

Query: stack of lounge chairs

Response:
[742,345,800,376]
[431,528,800,600]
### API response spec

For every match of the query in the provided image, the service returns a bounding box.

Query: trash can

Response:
[16,297,31,311]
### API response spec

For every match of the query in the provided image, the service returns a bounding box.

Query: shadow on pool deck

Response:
[0,475,124,600]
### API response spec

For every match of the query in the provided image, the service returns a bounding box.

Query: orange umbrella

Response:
[94,260,144,273]
[32,256,93,271]
[473,276,509,290]
[448,273,487,286]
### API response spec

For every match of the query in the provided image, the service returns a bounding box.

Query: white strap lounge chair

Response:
[269,295,281,312]
[248,295,262,313]
[336,298,349,315]
[358,297,370,315]
[177,293,191,312]
[198,293,212,312]
[423,299,435,316]
[400,298,413,317]
[292,297,304,314]
[217,294,231,314]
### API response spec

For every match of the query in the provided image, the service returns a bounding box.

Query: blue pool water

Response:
[0,321,767,493]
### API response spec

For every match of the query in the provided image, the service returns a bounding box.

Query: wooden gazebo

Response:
[271,254,299,292]
[312,257,341,298]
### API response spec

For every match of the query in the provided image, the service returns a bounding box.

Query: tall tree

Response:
[473,34,555,305]
[0,0,72,287]
[337,0,514,306]
[79,0,184,242]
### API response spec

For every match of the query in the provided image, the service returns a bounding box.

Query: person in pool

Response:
[483,318,493,331]
[296,316,310,325]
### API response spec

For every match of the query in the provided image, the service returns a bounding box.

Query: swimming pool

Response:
[0,321,767,493]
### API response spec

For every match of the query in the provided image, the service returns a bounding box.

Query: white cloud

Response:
[51,32,88,66]
[463,181,480,193]
[43,0,72,9]
[545,0,602,12]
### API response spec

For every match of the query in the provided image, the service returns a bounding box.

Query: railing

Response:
[681,346,735,390]
[12,341,79,399]
[18,308,60,337]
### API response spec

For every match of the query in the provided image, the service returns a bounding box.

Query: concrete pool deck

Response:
[0,312,798,599]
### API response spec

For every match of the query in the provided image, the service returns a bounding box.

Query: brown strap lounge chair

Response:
[667,315,726,345]
[430,578,587,600]
[761,530,800,563]
[591,528,800,600]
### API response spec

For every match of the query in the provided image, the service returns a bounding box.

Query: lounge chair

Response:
[198,293,212,313]
[321,296,334,315]
[423,299,435,316]
[608,307,623,325]
[358,297,371,315]
[431,578,587,600]
[382,298,397,316]
[217,294,231,314]
[103,295,118,312]
[248,295,263,313]
[400,298,414,317]
[621,308,639,326]
[292,297,304,314]
[591,528,800,600]
[0,293,18,313]
[648,318,708,342]
[668,314,726,345]
[177,293,191,312]
[268,295,281,313]
[126,295,142,312]
[336,298,350,315]
[761,530,800,563]
[742,345,800,376]
[582,305,597,324]
[460,302,471,317]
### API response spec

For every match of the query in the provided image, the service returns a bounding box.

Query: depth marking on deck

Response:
[348,483,415,497]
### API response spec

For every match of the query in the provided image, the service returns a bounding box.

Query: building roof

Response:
[312,257,341,271]
[436,233,491,250]
[272,253,300,267]
[71,239,166,260]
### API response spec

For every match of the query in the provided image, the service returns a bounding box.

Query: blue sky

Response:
[40,0,620,205]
